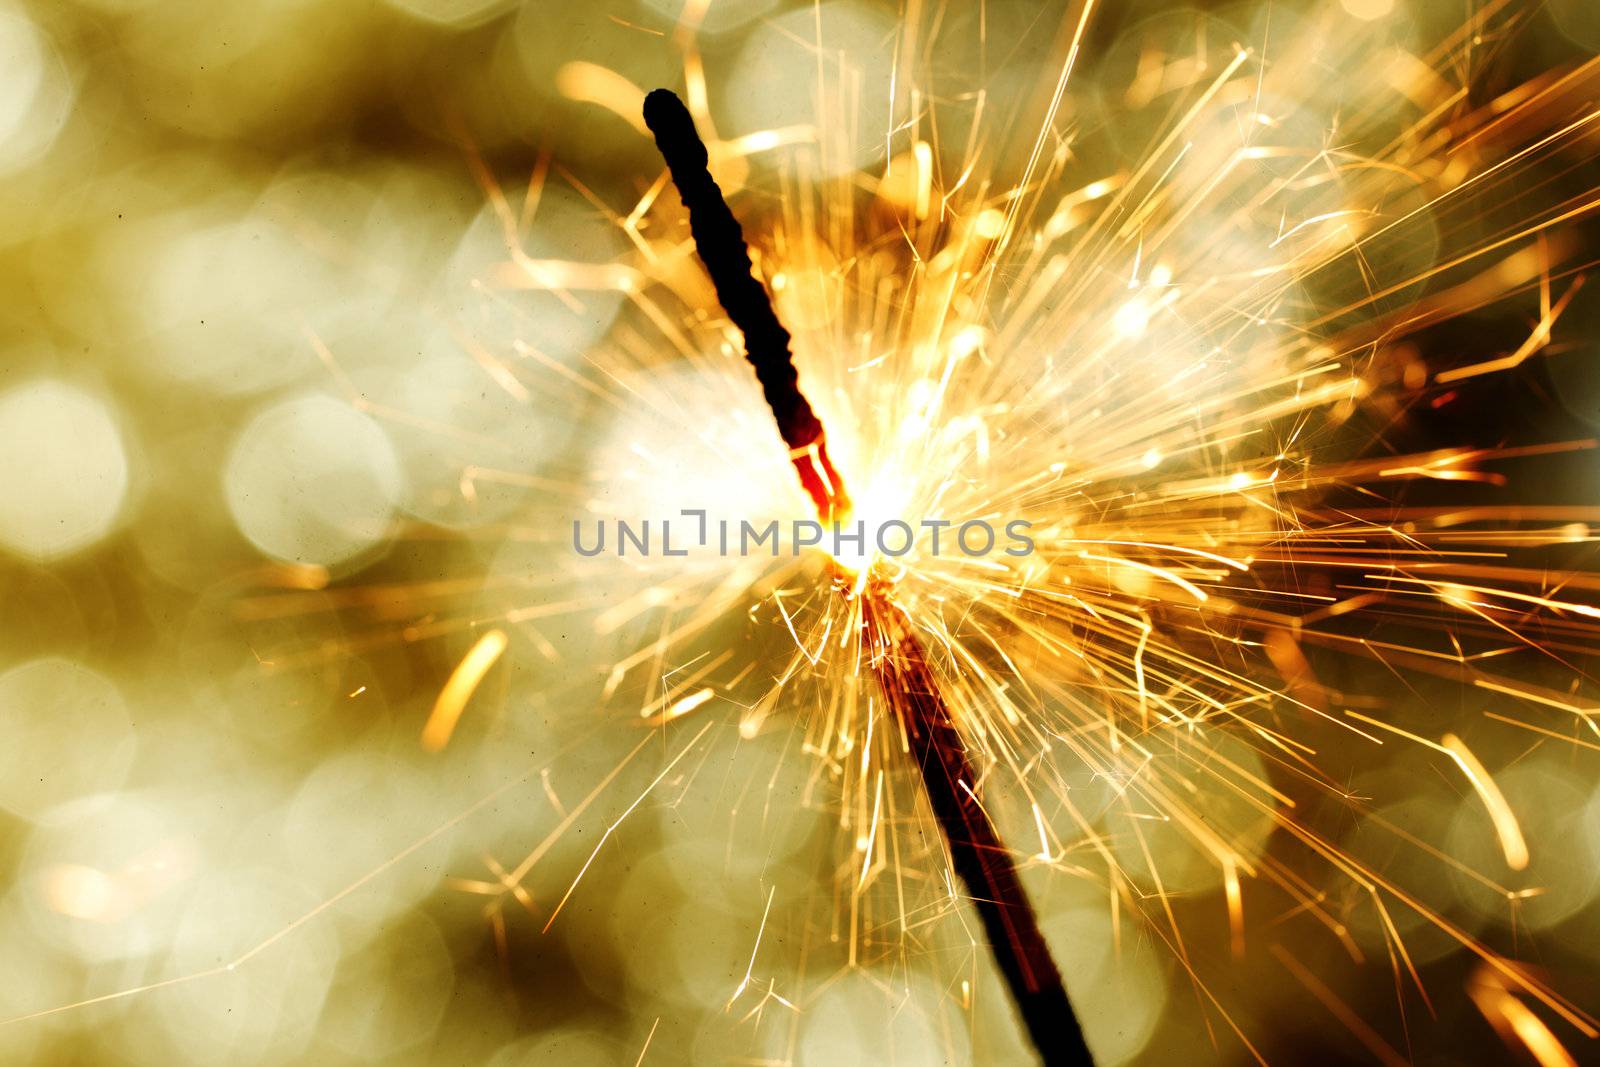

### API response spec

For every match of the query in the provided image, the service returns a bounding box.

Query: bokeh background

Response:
[4,0,1600,1064]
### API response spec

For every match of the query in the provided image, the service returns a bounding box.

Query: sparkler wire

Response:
[643,87,1094,1066]
[642,88,850,522]
[863,596,1096,1067]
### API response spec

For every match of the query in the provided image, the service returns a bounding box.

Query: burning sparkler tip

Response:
[790,436,852,523]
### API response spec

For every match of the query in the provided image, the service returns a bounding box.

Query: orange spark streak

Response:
[1471,966,1580,1067]
[1442,733,1531,872]
[421,629,509,753]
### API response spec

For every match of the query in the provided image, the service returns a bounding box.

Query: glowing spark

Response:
[728,885,777,1009]
[1345,713,1529,872]
[1078,551,1210,602]
[1223,860,1244,958]
[857,769,884,890]
[1471,966,1580,1067]
[555,61,649,135]
[634,1017,662,1067]
[912,140,934,219]
[1434,276,1584,384]
[1442,733,1531,872]
[646,685,715,723]
[1031,801,1054,863]
[421,629,508,753]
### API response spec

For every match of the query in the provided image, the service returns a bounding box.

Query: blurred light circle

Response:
[0,5,73,175]
[1447,760,1600,931]
[794,971,966,1065]
[1097,8,1247,150]
[0,380,129,561]
[1341,0,1394,19]
[1042,907,1167,1065]
[510,5,678,129]
[383,0,517,28]
[660,728,822,876]
[293,163,474,302]
[22,791,196,963]
[1550,0,1600,51]
[718,1,900,177]
[1107,732,1277,895]
[137,209,342,395]
[278,751,450,937]
[0,904,67,1060]
[318,914,454,1060]
[350,326,554,530]
[1341,793,1484,964]
[637,0,779,36]
[0,659,135,820]
[225,393,403,567]
[608,847,749,1008]
[445,186,629,368]
[161,868,339,1064]
[490,1029,623,1067]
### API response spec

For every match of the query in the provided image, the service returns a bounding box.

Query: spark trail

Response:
[644,87,1094,1067]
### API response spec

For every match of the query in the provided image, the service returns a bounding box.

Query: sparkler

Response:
[15,3,1600,1064]
[644,86,1093,1065]
[506,5,1600,1059]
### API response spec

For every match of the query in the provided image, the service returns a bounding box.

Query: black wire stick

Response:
[642,88,849,521]
[643,87,1095,1067]
[863,596,1096,1067]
